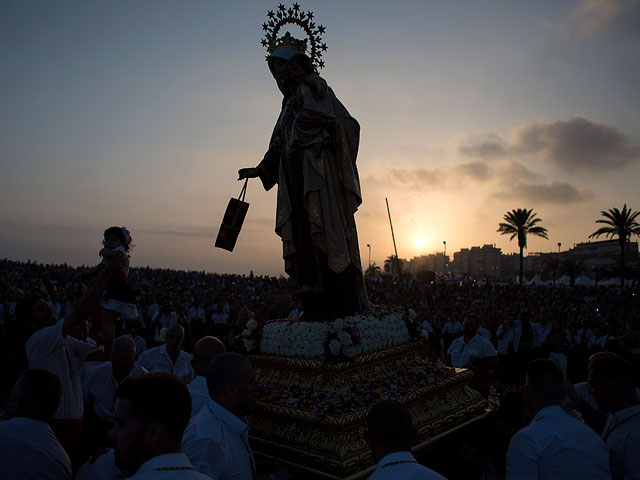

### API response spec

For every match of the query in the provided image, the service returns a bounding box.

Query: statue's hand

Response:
[238,167,260,180]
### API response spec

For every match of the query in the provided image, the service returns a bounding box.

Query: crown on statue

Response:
[261,3,327,69]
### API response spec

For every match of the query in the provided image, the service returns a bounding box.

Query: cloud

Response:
[538,0,640,43]
[512,116,640,172]
[570,0,624,36]
[493,181,592,204]
[498,160,542,183]
[452,161,493,181]
[458,133,507,159]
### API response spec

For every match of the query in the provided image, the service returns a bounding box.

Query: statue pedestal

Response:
[248,342,486,479]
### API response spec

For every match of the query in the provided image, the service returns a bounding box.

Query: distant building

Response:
[409,253,449,275]
[568,239,638,270]
[452,244,501,278]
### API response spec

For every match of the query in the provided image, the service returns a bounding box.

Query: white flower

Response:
[246,319,258,331]
[343,344,363,358]
[332,318,345,331]
[337,330,353,346]
[244,339,256,351]
[329,339,342,356]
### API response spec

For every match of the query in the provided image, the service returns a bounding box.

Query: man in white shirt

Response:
[364,400,447,479]
[589,354,640,480]
[182,353,258,479]
[17,256,122,444]
[109,372,211,479]
[139,324,194,384]
[447,314,498,368]
[188,336,226,418]
[83,335,148,453]
[126,319,147,358]
[0,369,72,480]
[506,359,611,480]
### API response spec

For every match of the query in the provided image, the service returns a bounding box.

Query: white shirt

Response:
[477,326,491,339]
[26,317,95,419]
[83,361,148,422]
[76,448,128,480]
[187,376,210,418]
[506,405,612,480]
[182,400,255,480]
[602,404,640,480]
[495,324,513,355]
[138,344,194,384]
[447,334,497,368]
[211,312,229,325]
[0,417,72,480]
[442,321,463,335]
[127,333,147,357]
[128,453,213,480]
[368,451,447,479]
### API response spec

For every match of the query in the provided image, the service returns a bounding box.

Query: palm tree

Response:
[365,262,382,278]
[497,208,549,285]
[589,204,640,287]
[383,255,403,277]
[543,256,562,286]
[562,258,584,287]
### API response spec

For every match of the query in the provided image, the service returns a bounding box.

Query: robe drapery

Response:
[257,81,369,318]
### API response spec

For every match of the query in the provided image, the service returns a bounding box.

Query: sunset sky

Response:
[1,0,639,276]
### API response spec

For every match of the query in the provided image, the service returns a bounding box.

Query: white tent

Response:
[556,275,570,286]
[575,274,595,286]
[527,274,550,286]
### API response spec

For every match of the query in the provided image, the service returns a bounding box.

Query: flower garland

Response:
[254,304,425,359]
[242,318,261,352]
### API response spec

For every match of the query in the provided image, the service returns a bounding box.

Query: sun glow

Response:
[415,236,426,249]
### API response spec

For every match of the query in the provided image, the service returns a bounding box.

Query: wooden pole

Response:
[386,198,402,279]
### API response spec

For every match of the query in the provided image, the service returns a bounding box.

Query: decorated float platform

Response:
[244,305,487,479]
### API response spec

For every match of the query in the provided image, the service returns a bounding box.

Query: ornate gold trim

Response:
[249,342,486,477]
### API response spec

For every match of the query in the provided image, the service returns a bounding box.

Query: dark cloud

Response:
[452,161,493,181]
[512,116,640,171]
[458,133,507,159]
[493,181,592,204]
[499,160,542,183]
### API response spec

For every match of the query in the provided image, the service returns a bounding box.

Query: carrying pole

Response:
[386,198,402,280]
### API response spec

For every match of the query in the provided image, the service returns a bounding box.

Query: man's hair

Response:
[114,335,136,351]
[15,294,43,325]
[464,313,480,324]
[366,400,414,451]
[11,369,62,421]
[115,373,191,443]
[525,359,564,406]
[206,353,251,397]
[589,354,635,390]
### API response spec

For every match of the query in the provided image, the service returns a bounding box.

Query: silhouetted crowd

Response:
[0,258,638,479]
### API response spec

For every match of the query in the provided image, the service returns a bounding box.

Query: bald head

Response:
[113,335,136,379]
[6,369,62,421]
[165,324,185,355]
[114,335,136,352]
[192,336,226,377]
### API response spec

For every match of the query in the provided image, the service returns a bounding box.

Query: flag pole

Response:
[386,198,402,279]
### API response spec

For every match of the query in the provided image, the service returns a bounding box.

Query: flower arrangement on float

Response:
[257,360,455,415]
[242,304,429,360]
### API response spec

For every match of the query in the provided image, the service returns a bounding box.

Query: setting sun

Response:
[415,236,426,249]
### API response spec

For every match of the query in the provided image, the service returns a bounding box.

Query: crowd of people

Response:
[0,256,639,479]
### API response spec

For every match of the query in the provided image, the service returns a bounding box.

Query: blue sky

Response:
[1,0,639,274]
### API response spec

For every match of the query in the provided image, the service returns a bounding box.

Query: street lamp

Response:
[558,242,561,254]
[443,241,447,275]
[367,243,371,268]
